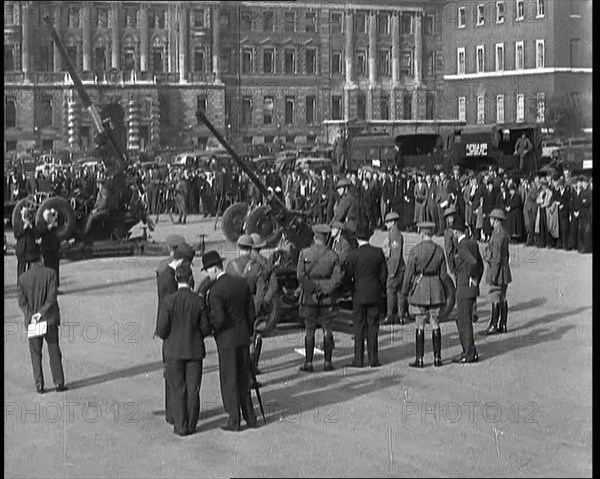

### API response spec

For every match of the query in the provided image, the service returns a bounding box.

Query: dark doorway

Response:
[101,103,127,152]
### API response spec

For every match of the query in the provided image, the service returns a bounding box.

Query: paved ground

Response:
[4,216,592,478]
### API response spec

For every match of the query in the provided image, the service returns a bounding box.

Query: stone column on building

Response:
[368,11,377,85]
[127,97,140,150]
[168,4,175,72]
[391,12,400,85]
[22,2,32,80]
[212,5,221,83]
[82,3,92,71]
[111,4,120,69]
[414,10,422,86]
[179,3,188,83]
[140,3,148,71]
[150,96,161,148]
[53,3,63,72]
[345,10,354,86]
[67,90,80,151]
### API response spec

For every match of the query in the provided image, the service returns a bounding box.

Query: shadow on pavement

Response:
[67,361,165,390]
[66,276,155,295]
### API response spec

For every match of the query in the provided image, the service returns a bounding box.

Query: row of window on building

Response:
[233,9,437,36]
[456,0,546,28]
[235,92,436,126]
[457,92,545,124]
[456,37,582,75]
[229,47,441,77]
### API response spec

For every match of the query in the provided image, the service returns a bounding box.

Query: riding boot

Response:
[409,329,425,368]
[498,300,508,333]
[323,335,334,371]
[253,335,263,375]
[484,303,500,335]
[432,328,442,367]
[299,336,315,372]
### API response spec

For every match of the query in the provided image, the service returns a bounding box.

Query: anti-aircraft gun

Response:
[10,17,153,244]
[195,110,314,252]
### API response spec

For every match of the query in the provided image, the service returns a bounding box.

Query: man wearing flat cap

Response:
[155,241,195,425]
[482,209,512,335]
[401,222,450,368]
[17,245,66,394]
[202,250,258,431]
[297,224,344,372]
[346,224,387,367]
[383,212,408,325]
[156,262,211,436]
[331,179,359,233]
[157,234,186,276]
[249,234,278,375]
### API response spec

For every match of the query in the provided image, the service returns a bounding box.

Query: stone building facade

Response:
[438,0,592,129]
[4,0,447,154]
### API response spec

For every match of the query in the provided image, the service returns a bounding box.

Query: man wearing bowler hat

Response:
[297,224,343,372]
[401,222,450,368]
[202,250,258,431]
[483,209,512,335]
[346,224,387,367]
[17,245,66,394]
[155,241,196,425]
[156,262,211,436]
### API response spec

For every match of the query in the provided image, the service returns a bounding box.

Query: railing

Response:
[5,70,219,85]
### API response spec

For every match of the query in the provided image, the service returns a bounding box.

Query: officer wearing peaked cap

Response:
[483,208,512,335]
[401,222,450,368]
[297,224,343,372]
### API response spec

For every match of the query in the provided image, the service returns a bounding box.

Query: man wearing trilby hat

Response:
[482,208,512,335]
[202,250,258,431]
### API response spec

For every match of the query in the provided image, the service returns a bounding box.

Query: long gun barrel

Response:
[43,16,127,171]
[195,109,313,250]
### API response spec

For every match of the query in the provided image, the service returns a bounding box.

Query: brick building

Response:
[438,0,592,130]
[4,0,448,154]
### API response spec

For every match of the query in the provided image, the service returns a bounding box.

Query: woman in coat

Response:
[413,172,427,224]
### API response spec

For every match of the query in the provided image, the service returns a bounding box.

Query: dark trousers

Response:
[28,324,64,389]
[17,255,30,280]
[165,358,203,435]
[353,304,380,366]
[43,255,60,288]
[456,298,477,360]
[557,214,570,250]
[216,343,256,426]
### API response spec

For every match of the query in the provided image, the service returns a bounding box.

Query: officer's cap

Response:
[417,222,436,234]
[443,206,457,218]
[250,233,266,249]
[173,242,196,262]
[237,234,254,248]
[489,209,506,221]
[336,179,351,188]
[384,212,400,222]
[166,234,186,248]
[312,224,331,235]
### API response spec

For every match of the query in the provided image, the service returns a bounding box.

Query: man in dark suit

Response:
[14,206,39,279]
[203,250,258,431]
[37,208,62,290]
[554,178,571,250]
[449,224,484,363]
[155,242,195,426]
[17,245,66,394]
[156,263,211,436]
[346,225,387,368]
[382,212,407,325]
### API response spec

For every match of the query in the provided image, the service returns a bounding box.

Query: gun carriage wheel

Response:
[36,197,76,242]
[245,205,283,248]
[221,202,249,244]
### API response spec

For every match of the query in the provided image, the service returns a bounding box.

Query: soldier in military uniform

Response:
[331,179,359,233]
[297,224,344,372]
[248,233,279,374]
[482,209,512,335]
[401,222,450,368]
